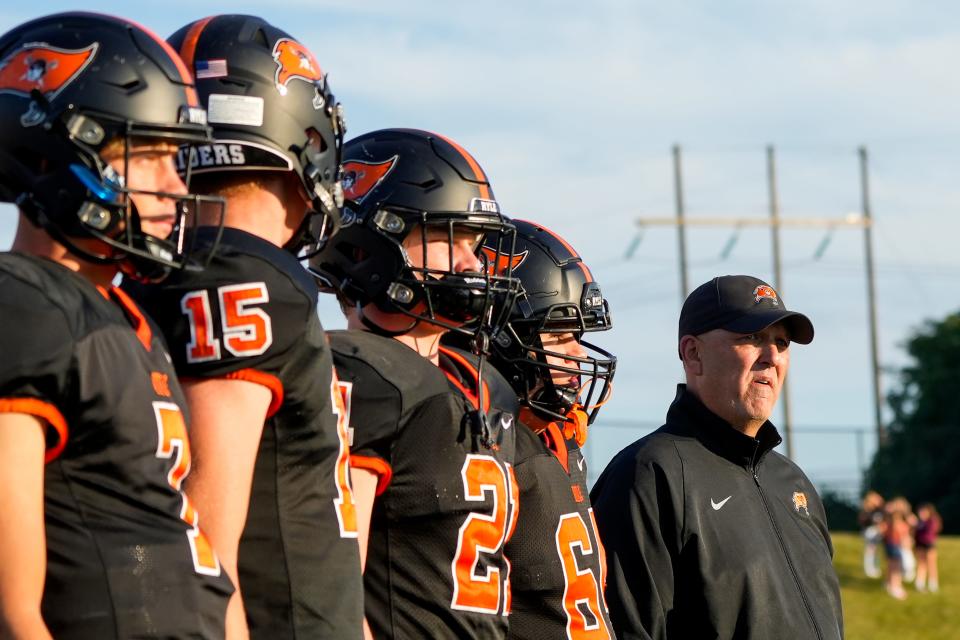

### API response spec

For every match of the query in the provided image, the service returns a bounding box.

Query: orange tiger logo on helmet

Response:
[0,42,98,97]
[342,157,398,204]
[480,247,528,276]
[272,38,323,96]
[0,43,98,125]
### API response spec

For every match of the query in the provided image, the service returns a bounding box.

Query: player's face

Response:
[403,226,483,275]
[693,323,790,430]
[539,332,588,388]
[101,140,187,239]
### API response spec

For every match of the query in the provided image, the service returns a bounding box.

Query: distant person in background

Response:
[900,499,918,585]
[591,275,843,640]
[914,503,942,593]
[881,497,912,600]
[859,491,886,579]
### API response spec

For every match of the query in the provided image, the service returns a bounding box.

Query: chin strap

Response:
[468,331,494,450]
[356,300,419,338]
[282,208,316,255]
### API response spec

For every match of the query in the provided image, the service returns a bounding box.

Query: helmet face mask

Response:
[64,131,225,282]
[385,210,519,335]
[502,308,616,425]
[0,13,223,282]
[310,129,522,343]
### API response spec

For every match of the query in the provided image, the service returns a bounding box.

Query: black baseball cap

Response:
[678,275,814,346]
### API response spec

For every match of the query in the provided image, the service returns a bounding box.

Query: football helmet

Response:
[0,12,220,282]
[486,219,616,425]
[308,128,520,342]
[168,15,345,255]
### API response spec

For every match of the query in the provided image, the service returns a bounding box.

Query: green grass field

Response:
[834,532,959,639]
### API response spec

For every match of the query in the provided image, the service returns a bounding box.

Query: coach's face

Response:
[683,322,790,435]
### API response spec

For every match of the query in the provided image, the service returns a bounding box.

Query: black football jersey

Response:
[0,253,233,639]
[330,332,519,640]
[124,228,362,639]
[507,421,614,640]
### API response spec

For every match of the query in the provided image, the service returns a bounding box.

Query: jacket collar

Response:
[666,384,782,469]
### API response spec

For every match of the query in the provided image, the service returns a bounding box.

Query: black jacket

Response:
[590,385,843,640]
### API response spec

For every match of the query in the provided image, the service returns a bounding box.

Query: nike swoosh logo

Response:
[711,496,732,511]
[500,414,513,430]
[576,457,586,472]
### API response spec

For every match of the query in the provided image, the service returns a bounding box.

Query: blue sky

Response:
[3,1,959,495]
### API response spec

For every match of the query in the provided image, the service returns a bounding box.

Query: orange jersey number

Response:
[331,377,358,538]
[180,283,273,363]
[556,509,610,639]
[451,454,519,615]
[152,401,221,576]
[181,290,219,363]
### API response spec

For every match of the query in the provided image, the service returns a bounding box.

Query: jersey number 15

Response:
[181,283,273,363]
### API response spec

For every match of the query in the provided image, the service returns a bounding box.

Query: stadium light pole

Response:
[859,146,885,446]
[673,144,689,301]
[766,145,794,459]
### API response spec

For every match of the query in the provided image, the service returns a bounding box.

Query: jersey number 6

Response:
[451,454,519,615]
[557,509,611,639]
[181,283,273,363]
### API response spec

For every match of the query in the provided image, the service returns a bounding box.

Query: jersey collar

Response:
[666,384,782,469]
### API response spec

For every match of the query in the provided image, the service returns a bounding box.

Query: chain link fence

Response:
[582,419,876,504]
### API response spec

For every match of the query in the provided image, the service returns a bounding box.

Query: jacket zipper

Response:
[751,455,824,640]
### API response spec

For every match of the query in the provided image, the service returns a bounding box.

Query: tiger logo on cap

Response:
[753,285,779,306]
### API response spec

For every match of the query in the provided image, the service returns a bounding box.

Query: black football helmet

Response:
[168,15,345,255]
[308,128,521,342]
[486,219,616,426]
[0,12,220,282]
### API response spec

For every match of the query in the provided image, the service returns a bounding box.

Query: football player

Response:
[122,15,362,639]
[309,128,523,639]
[0,12,233,638]
[462,219,618,639]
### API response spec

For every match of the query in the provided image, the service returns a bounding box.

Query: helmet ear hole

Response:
[77,202,121,234]
[306,128,328,153]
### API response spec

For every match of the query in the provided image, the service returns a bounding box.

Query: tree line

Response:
[865,312,960,533]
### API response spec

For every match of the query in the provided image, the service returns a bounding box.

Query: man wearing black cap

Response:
[590,275,843,640]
